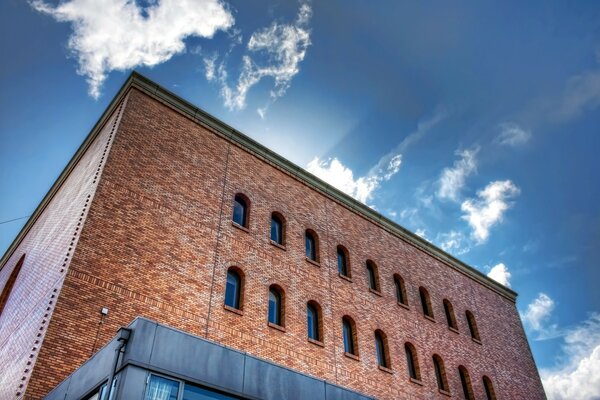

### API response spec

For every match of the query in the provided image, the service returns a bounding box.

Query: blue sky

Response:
[1,1,599,398]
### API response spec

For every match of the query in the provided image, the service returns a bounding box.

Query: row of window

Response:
[233,199,483,343]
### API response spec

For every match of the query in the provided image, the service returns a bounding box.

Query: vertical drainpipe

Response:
[105,327,132,400]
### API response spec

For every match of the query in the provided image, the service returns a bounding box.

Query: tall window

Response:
[459,366,475,400]
[483,376,497,400]
[145,375,179,400]
[443,299,458,330]
[466,310,481,341]
[374,330,390,369]
[270,213,284,245]
[232,194,249,228]
[305,230,319,262]
[394,274,408,306]
[419,287,434,318]
[337,245,350,277]
[307,301,322,341]
[366,260,380,292]
[268,285,284,326]
[342,316,358,356]
[224,268,242,310]
[0,254,25,317]
[404,343,420,380]
[433,354,449,392]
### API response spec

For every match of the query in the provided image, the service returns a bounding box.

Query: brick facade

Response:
[0,74,546,400]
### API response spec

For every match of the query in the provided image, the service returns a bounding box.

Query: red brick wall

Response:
[21,88,545,399]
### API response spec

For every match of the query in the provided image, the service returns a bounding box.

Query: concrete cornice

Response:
[1,72,517,302]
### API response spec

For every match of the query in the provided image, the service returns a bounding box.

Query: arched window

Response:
[404,343,420,381]
[337,245,350,277]
[342,316,358,356]
[232,194,249,228]
[483,376,497,400]
[459,366,475,400]
[466,310,481,341]
[0,254,25,317]
[268,285,284,327]
[366,260,380,292]
[433,354,449,392]
[394,274,408,306]
[374,330,390,369]
[443,299,458,330]
[307,301,322,342]
[224,268,243,310]
[305,229,319,262]
[419,287,434,318]
[270,212,285,245]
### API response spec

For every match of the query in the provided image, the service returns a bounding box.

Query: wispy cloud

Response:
[557,69,600,121]
[436,230,470,255]
[437,146,479,202]
[495,122,532,147]
[31,0,234,98]
[461,180,520,243]
[487,262,511,287]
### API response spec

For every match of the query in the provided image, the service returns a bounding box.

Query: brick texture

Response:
[0,87,546,400]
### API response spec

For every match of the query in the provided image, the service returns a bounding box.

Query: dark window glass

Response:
[342,318,355,354]
[232,195,247,227]
[395,276,406,304]
[305,232,316,261]
[183,381,241,400]
[367,263,377,290]
[224,270,241,309]
[145,375,179,400]
[271,215,283,244]
[419,287,433,317]
[405,344,418,380]
[307,303,319,340]
[466,311,480,340]
[375,332,387,368]
[444,300,457,329]
[337,247,348,276]
[459,367,474,400]
[433,356,448,391]
[268,289,281,325]
[483,376,497,400]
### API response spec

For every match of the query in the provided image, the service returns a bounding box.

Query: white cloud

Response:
[542,313,600,400]
[32,0,234,98]
[495,122,532,147]
[306,154,401,204]
[487,262,511,287]
[521,293,556,332]
[437,230,470,255]
[204,53,218,81]
[437,147,479,201]
[461,180,520,243]
[557,69,600,121]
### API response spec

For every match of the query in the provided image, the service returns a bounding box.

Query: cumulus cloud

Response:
[542,313,600,400]
[487,263,511,287]
[521,293,556,332]
[437,146,479,201]
[495,122,532,147]
[306,154,401,204]
[31,0,234,98]
[461,180,520,243]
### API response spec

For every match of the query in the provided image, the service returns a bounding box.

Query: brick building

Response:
[0,72,546,400]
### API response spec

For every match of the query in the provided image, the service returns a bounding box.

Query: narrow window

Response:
[459,366,475,400]
[433,354,449,392]
[224,268,242,310]
[337,245,350,277]
[268,285,284,326]
[466,310,481,341]
[307,301,322,341]
[374,330,390,369]
[342,316,358,356]
[404,343,420,380]
[145,375,180,400]
[232,194,249,227]
[419,287,434,318]
[443,299,458,330]
[366,260,380,292]
[0,254,25,317]
[394,274,408,306]
[483,376,497,400]
[305,229,319,262]
[270,213,284,245]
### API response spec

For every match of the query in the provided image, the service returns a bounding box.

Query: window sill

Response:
[448,326,459,334]
[397,302,410,310]
[439,389,451,397]
[232,222,249,233]
[368,288,382,297]
[343,352,360,361]
[223,304,243,316]
[305,257,321,268]
[268,322,286,332]
[378,365,393,374]
[471,337,482,345]
[409,377,423,386]
[269,240,286,251]
[308,338,324,347]
[338,273,352,282]
[423,314,436,323]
